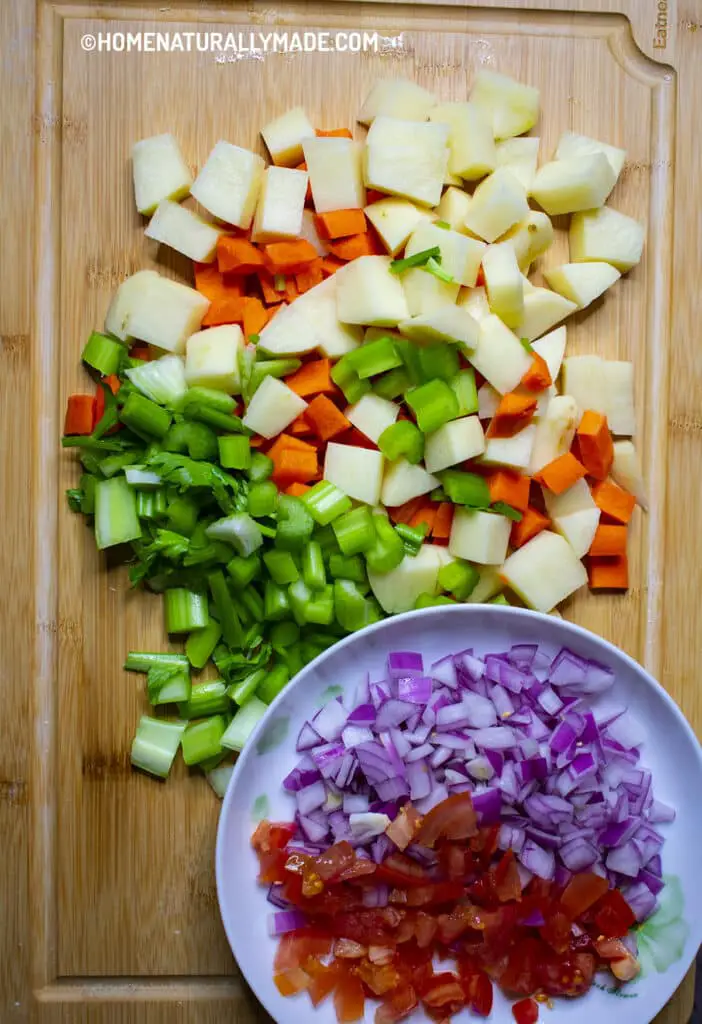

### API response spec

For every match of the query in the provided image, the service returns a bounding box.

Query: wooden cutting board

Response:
[2,0,700,1020]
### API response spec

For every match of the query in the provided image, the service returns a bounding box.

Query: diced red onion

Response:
[520,839,555,880]
[472,726,515,750]
[398,675,433,704]
[267,883,294,910]
[405,742,434,763]
[622,882,658,922]
[297,813,329,844]
[313,699,347,741]
[648,799,676,823]
[268,910,308,936]
[347,703,376,725]
[509,644,538,670]
[361,884,390,908]
[606,840,643,877]
[407,759,432,800]
[297,781,327,815]
[387,651,423,679]
[375,777,410,802]
[415,783,449,814]
[342,724,374,747]
[466,756,495,781]
[375,699,417,731]
[472,788,502,823]
[431,655,458,688]
[297,721,323,751]
[560,837,599,871]
[429,746,453,769]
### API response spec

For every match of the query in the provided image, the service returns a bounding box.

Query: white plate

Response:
[216,606,702,1024]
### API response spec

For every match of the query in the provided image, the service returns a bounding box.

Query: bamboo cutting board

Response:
[2,0,700,1020]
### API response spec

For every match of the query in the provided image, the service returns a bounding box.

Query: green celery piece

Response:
[208,571,242,649]
[92,380,121,439]
[269,620,300,651]
[206,513,263,557]
[491,501,523,522]
[364,516,405,574]
[182,387,236,415]
[275,495,314,551]
[328,554,366,583]
[430,487,448,502]
[147,665,191,706]
[315,523,341,553]
[81,331,124,376]
[200,751,227,774]
[124,651,189,673]
[395,522,427,555]
[417,343,460,382]
[178,680,231,719]
[264,580,291,621]
[377,420,424,464]
[389,246,441,274]
[163,588,209,633]
[79,450,103,475]
[394,338,424,385]
[422,256,454,283]
[226,552,261,588]
[519,337,534,354]
[288,579,313,626]
[334,580,381,632]
[257,663,291,704]
[167,495,199,536]
[264,549,300,585]
[120,393,172,439]
[489,593,511,606]
[300,640,324,665]
[182,402,250,435]
[239,585,264,623]
[66,488,83,514]
[250,359,301,395]
[301,481,352,526]
[304,584,335,626]
[278,645,304,677]
[332,506,376,556]
[440,469,491,508]
[248,452,274,482]
[163,421,218,461]
[221,698,268,751]
[347,336,403,379]
[181,715,227,766]
[99,452,141,478]
[406,379,459,434]
[229,668,267,706]
[372,366,412,401]
[330,355,372,403]
[302,541,326,590]
[94,476,141,549]
[125,465,163,490]
[238,343,257,404]
[415,593,457,609]
[79,473,97,514]
[247,480,278,517]
[438,559,480,600]
[205,762,235,797]
[450,368,479,416]
[218,435,251,470]
[185,620,222,669]
[130,716,186,778]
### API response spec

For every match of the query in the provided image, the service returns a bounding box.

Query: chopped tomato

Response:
[339,859,378,882]
[375,853,432,887]
[437,904,485,943]
[305,956,343,1006]
[439,842,476,880]
[538,951,596,996]
[334,908,403,946]
[414,911,439,948]
[357,958,402,995]
[420,972,466,1012]
[404,881,466,907]
[415,794,478,847]
[274,930,333,972]
[274,966,311,995]
[513,996,539,1024]
[492,849,523,903]
[593,889,637,937]
[540,908,572,953]
[256,848,289,884]
[251,821,296,854]
[499,937,545,995]
[560,872,609,919]
[465,971,494,1016]
[385,803,423,851]
[314,841,356,882]
[375,984,419,1023]
[334,969,366,1022]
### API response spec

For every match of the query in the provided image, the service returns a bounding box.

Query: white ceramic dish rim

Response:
[215,605,702,1024]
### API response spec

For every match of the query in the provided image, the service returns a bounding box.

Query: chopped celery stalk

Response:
[94,476,141,550]
[315,523,341,553]
[229,668,267,706]
[365,516,405,574]
[66,488,83,513]
[226,552,261,588]
[181,715,227,766]
[82,331,124,376]
[126,355,188,408]
[288,579,313,625]
[182,403,249,435]
[257,663,291,703]
[415,593,457,609]
[378,420,424,464]
[489,593,511,605]
[270,621,301,651]
[182,387,236,414]
[263,549,299,585]
[124,651,189,673]
[417,343,460,382]
[332,506,376,556]
[124,465,163,490]
[238,343,256,404]
[264,580,291,620]
[167,495,199,536]
[163,420,218,461]
[423,256,454,283]
[347,337,403,379]
[519,337,534,354]
[305,584,335,625]
[329,554,366,583]
[206,762,234,798]
[148,667,191,706]
[302,541,326,590]
[200,751,227,773]
[302,481,352,526]
[164,588,209,633]
[248,480,279,517]
[450,368,479,416]
[279,645,304,677]
[430,487,448,502]
[130,716,186,778]
[79,474,97,515]
[99,452,141,478]
[248,452,274,482]
[491,501,523,522]
[394,339,424,385]
[208,571,242,648]
[406,379,459,434]
[178,680,230,719]
[275,495,314,551]
[395,522,427,555]
[300,641,324,664]
[390,246,441,274]
[221,698,268,751]
[373,366,412,401]
[218,435,251,470]
[250,359,302,394]
[330,356,372,404]
[334,580,381,632]
[239,585,264,622]
[435,220,450,229]
[230,592,252,626]
[440,469,491,508]
[183,541,230,568]
[185,620,222,669]
[438,559,480,600]
[206,513,263,557]
[120,393,172,439]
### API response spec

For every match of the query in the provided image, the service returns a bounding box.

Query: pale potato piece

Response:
[516,287,578,342]
[449,508,511,565]
[555,130,626,180]
[466,566,504,604]
[569,207,645,272]
[145,200,221,262]
[398,306,479,350]
[401,268,460,316]
[365,198,433,256]
[261,106,315,166]
[529,395,579,473]
[530,154,617,216]
[470,71,540,139]
[469,314,532,394]
[457,286,491,324]
[544,262,621,310]
[477,381,501,419]
[125,274,209,354]
[424,416,486,473]
[482,242,524,328]
[358,78,436,125]
[132,133,192,216]
[611,441,647,509]
[251,166,308,242]
[500,531,588,612]
[302,137,366,213]
[184,325,242,393]
[495,137,540,191]
[262,276,363,358]
[498,211,554,271]
[463,169,529,243]
[480,425,536,472]
[299,209,330,256]
[428,102,497,180]
[345,394,399,443]
[405,221,486,288]
[562,355,636,434]
[191,141,265,229]
[381,459,439,507]
[324,443,385,505]
[531,326,566,383]
[365,117,450,208]
[368,546,444,613]
[241,376,307,439]
[335,255,410,326]
[104,270,160,341]
[436,187,473,232]
[542,478,601,558]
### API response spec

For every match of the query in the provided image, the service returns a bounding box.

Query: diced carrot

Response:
[486,470,531,512]
[271,448,319,489]
[316,128,353,138]
[389,496,425,522]
[289,413,314,436]
[589,524,628,557]
[316,210,367,240]
[128,343,151,361]
[476,267,486,287]
[258,270,288,305]
[409,505,437,534]
[64,395,95,436]
[249,435,266,447]
[93,375,121,430]
[432,502,454,540]
[534,452,587,495]
[329,232,381,261]
[242,296,269,338]
[202,295,246,327]
[591,478,636,524]
[365,189,386,204]
[334,426,378,451]
[296,161,308,170]
[285,359,334,398]
[487,393,538,439]
[588,555,629,590]
[295,260,324,293]
[521,352,553,392]
[267,433,317,461]
[285,482,312,497]
[321,255,345,277]
[194,262,247,301]
[216,236,265,275]
[576,410,614,481]
[510,506,550,549]
[305,395,351,442]
[263,240,319,275]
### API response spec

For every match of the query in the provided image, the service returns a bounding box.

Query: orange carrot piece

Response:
[365,189,386,205]
[589,524,628,558]
[128,343,152,361]
[216,236,265,275]
[520,352,553,392]
[315,128,353,138]
[510,506,550,549]
[486,470,531,512]
[305,394,351,442]
[588,555,629,590]
[576,410,614,481]
[195,262,246,301]
[263,240,319,275]
[389,496,425,522]
[591,478,636,524]
[243,296,269,338]
[93,375,121,430]
[285,359,334,398]
[257,270,287,305]
[316,210,368,240]
[271,448,319,489]
[534,452,587,495]
[288,413,314,436]
[249,435,266,448]
[409,505,437,534]
[329,233,381,261]
[285,482,312,497]
[487,393,538,439]
[432,502,454,540]
[321,255,345,277]
[202,295,246,327]
[295,260,324,293]
[64,395,95,436]
[267,433,317,461]
[334,426,378,451]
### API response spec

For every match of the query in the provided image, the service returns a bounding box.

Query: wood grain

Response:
[1,0,699,1021]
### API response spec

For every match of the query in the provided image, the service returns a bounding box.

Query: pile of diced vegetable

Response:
[62,71,649,787]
